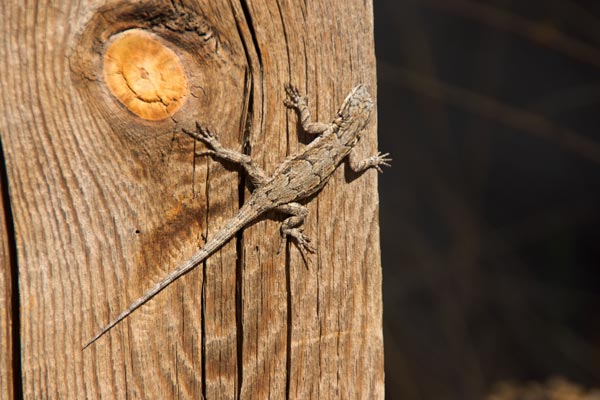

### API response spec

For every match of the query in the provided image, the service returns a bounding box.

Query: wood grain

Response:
[0,0,383,398]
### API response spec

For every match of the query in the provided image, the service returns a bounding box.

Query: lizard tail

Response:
[83,203,261,349]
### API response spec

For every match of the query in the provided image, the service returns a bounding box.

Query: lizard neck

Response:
[336,121,363,148]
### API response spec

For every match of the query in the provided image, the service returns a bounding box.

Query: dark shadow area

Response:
[375,1,600,399]
[0,136,23,400]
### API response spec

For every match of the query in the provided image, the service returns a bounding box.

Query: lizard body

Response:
[83,84,390,349]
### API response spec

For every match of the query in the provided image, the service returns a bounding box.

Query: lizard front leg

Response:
[348,148,392,173]
[276,202,315,264]
[183,122,268,186]
[284,84,332,135]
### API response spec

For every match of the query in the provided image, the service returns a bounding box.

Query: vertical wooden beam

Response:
[0,0,383,398]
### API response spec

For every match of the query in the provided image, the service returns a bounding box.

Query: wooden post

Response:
[0,0,384,398]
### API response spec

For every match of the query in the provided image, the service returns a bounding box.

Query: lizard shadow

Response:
[342,157,374,183]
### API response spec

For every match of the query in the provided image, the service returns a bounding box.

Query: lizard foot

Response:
[352,152,392,173]
[370,152,392,173]
[278,227,316,265]
[194,122,221,147]
[183,122,222,150]
[284,83,307,110]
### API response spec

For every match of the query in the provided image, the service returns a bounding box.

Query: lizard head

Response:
[337,85,373,120]
[335,84,374,141]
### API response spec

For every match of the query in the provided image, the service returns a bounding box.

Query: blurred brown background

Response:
[375,1,600,399]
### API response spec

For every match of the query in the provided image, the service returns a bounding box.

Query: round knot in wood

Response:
[103,29,188,121]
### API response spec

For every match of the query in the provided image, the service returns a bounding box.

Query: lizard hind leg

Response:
[276,202,315,265]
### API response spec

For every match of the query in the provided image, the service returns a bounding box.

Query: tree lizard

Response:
[83,84,390,349]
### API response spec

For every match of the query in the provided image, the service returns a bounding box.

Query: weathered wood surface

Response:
[0,0,383,398]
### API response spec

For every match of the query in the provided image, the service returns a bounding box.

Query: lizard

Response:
[83,84,390,349]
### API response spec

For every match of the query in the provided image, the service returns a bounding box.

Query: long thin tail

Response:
[83,203,260,349]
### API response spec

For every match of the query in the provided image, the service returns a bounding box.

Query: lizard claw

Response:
[284,83,306,110]
[195,122,220,143]
[183,122,222,151]
[278,227,316,266]
[371,152,392,173]
[294,231,316,254]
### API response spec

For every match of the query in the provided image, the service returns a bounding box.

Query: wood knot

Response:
[103,29,188,121]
